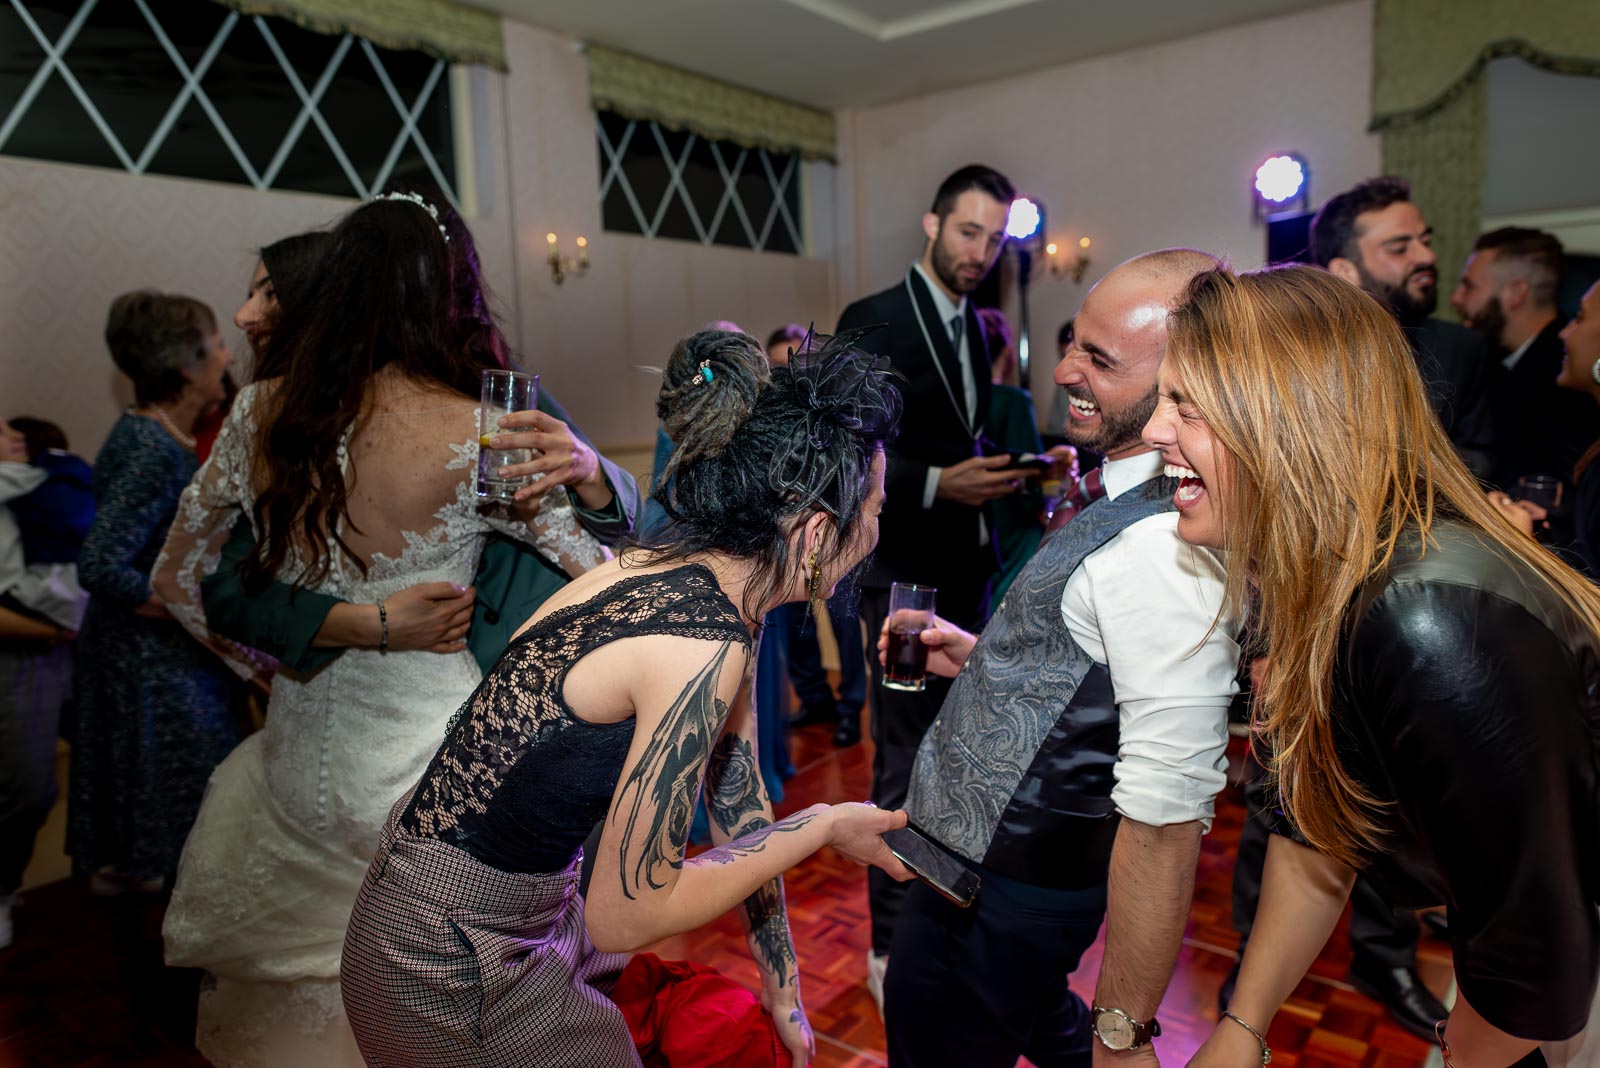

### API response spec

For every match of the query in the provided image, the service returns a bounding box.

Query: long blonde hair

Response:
[1166,265,1600,867]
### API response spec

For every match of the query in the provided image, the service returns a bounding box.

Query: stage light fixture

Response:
[1252,152,1310,221]
[1006,197,1042,241]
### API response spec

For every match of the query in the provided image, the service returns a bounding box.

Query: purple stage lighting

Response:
[1006,197,1042,241]
[1254,155,1306,204]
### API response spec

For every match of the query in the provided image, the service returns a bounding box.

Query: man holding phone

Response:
[881,249,1241,1067]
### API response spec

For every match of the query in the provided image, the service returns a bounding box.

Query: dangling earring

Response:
[807,552,822,601]
[1590,359,1600,387]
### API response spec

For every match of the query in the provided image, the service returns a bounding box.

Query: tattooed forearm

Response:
[693,812,816,867]
[740,876,798,989]
[706,732,764,835]
[612,641,740,900]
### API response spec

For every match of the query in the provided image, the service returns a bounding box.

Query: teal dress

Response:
[986,384,1047,607]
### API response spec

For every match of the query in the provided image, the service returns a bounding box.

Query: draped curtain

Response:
[586,45,837,162]
[210,0,506,70]
[1371,0,1600,289]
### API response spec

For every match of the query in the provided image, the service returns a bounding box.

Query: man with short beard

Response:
[1309,176,1497,481]
[885,250,1241,1067]
[1450,227,1599,492]
[836,164,1028,1007]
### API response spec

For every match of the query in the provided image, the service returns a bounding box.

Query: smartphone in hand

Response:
[1003,451,1053,475]
[881,825,980,907]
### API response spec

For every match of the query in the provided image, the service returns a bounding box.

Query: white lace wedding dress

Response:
[154,377,609,1068]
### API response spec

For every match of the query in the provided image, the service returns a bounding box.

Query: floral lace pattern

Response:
[402,564,750,874]
[156,380,610,1068]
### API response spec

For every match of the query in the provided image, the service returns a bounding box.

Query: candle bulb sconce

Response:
[546,233,589,284]
[1044,237,1092,284]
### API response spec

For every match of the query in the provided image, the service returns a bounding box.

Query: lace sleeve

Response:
[151,386,270,679]
[452,440,612,578]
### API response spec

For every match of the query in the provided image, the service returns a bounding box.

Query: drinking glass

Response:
[883,582,937,692]
[1516,474,1563,513]
[477,370,540,501]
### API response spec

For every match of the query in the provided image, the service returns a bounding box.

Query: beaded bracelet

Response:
[1221,1011,1272,1065]
[378,600,389,654]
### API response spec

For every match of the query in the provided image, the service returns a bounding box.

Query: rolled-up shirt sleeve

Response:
[1062,512,1239,829]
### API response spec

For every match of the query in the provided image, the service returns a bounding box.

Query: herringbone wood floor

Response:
[0,711,1450,1066]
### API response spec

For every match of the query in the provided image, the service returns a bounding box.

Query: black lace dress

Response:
[341,564,750,1068]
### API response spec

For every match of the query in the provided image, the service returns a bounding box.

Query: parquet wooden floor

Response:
[0,707,1450,1066]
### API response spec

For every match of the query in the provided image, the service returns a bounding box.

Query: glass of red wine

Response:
[884,582,937,692]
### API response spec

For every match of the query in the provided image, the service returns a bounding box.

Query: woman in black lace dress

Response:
[341,329,912,1067]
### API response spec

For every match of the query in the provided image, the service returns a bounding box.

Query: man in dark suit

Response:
[1310,176,1498,482]
[1451,227,1600,495]
[835,164,1027,1006]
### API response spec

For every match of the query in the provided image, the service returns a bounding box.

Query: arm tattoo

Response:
[741,876,798,989]
[706,732,764,835]
[692,812,816,866]
[612,641,737,900]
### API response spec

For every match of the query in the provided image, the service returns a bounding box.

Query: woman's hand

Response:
[764,990,815,1068]
[382,582,476,653]
[1486,490,1547,536]
[825,803,914,880]
[877,612,977,678]
[133,594,172,620]
[486,410,612,510]
[1187,1019,1266,1067]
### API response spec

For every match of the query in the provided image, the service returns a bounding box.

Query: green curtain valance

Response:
[1371,0,1600,131]
[212,0,505,70]
[586,45,836,162]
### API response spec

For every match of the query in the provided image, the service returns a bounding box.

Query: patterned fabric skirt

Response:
[340,795,639,1068]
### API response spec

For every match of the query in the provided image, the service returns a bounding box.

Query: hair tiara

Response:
[372,190,449,242]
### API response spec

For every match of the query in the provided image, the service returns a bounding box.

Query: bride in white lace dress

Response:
[151,197,610,1068]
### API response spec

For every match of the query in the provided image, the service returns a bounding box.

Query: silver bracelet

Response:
[1221,1011,1272,1065]
[377,600,389,653]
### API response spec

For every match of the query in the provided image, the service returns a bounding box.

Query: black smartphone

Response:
[1003,451,1053,475]
[881,826,980,908]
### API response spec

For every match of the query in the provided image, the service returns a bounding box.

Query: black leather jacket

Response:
[1330,520,1599,1041]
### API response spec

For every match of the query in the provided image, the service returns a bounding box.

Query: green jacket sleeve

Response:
[200,514,344,673]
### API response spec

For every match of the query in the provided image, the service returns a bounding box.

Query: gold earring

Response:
[808,552,822,601]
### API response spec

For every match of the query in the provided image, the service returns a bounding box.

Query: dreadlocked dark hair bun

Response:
[641,327,901,619]
[656,329,771,477]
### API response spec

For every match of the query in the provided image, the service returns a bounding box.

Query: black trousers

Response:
[859,586,959,956]
[1230,751,1418,967]
[0,644,70,894]
[884,870,1106,1068]
[779,593,866,718]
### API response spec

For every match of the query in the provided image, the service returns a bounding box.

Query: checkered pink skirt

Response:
[340,794,640,1067]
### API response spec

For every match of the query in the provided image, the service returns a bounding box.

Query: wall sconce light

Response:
[546,232,589,284]
[1045,237,1092,284]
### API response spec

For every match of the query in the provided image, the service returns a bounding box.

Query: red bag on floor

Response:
[612,952,790,1067]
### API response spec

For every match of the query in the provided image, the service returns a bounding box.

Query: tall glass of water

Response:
[477,369,539,501]
[883,582,937,692]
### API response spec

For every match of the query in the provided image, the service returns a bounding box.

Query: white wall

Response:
[0,18,834,466]
[831,0,1382,415]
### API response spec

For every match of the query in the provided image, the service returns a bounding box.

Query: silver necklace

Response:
[149,405,196,450]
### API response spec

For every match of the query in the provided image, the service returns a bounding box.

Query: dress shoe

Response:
[833,713,861,747]
[789,700,837,727]
[1348,958,1449,1039]
[1217,959,1240,1014]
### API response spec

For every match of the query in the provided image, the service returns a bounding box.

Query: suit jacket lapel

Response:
[906,269,976,436]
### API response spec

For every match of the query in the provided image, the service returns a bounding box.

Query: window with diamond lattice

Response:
[0,0,457,203]
[597,110,804,255]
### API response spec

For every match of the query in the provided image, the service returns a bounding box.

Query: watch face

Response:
[1096,1011,1135,1050]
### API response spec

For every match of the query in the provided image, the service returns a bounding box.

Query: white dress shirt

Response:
[1059,449,1239,830]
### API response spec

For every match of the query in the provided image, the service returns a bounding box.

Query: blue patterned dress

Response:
[67,413,246,880]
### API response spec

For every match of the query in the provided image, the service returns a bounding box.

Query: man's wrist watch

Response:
[1092,1003,1162,1052]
